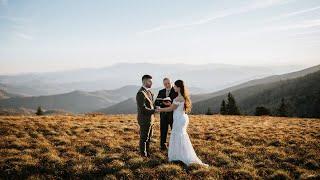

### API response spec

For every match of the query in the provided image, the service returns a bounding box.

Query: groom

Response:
[136,74,159,157]
[155,77,178,151]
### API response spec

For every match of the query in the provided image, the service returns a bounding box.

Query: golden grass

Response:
[0,114,319,179]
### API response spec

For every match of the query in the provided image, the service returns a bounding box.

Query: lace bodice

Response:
[173,98,185,116]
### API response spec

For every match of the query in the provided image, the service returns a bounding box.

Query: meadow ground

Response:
[0,114,319,179]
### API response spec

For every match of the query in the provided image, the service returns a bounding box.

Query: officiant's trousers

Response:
[160,112,173,148]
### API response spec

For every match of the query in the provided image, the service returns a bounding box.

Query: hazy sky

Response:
[0,0,320,74]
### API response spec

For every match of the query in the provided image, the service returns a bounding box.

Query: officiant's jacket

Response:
[136,87,155,125]
[155,88,177,107]
[155,88,178,116]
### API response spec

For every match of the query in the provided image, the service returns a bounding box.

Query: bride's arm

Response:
[158,103,178,112]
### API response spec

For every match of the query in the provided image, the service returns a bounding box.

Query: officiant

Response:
[155,77,178,151]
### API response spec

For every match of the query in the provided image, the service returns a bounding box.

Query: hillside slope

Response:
[0,85,142,113]
[0,90,115,113]
[97,65,320,115]
[0,63,304,96]
[192,70,320,118]
[94,86,212,114]
[192,64,320,103]
[0,89,23,100]
[97,98,136,114]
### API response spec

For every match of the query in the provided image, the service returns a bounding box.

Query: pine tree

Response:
[255,106,270,116]
[313,90,320,118]
[205,107,213,115]
[220,100,227,115]
[36,106,44,116]
[277,98,288,117]
[226,93,240,115]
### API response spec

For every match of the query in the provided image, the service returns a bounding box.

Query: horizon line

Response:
[0,62,316,76]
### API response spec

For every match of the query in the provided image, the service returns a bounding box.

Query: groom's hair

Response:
[142,74,152,82]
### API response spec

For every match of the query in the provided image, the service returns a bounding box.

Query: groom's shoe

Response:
[140,153,148,158]
[146,142,151,156]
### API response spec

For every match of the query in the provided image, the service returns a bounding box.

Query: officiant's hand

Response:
[163,101,171,106]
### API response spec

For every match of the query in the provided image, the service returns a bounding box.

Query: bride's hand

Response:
[155,106,161,113]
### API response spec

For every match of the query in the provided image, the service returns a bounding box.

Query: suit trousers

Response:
[160,112,173,148]
[139,122,153,156]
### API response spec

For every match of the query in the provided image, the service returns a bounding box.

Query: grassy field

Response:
[0,114,319,179]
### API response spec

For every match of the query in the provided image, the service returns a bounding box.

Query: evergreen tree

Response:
[205,107,213,115]
[277,98,288,117]
[255,106,270,116]
[226,93,240,115]
[313,90,320,118]
[220,100,227,115]
[36,106,44,116]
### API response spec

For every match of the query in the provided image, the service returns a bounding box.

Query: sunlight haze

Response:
[0,0,320,74]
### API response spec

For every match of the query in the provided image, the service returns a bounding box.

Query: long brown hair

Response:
[174,80,192,113]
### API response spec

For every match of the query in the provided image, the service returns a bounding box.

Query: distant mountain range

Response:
[0,63,304,96]
[0,89,23,100]
[0,63,318,116]
[0,107,35,116]
[0,86,140,113]
[0,85,206,113]
[96,98,136,114]
[100,64,320,117]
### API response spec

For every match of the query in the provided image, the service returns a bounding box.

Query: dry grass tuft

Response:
[0,114,319,179]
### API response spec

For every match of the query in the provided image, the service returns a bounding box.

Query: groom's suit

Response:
[136,86,156,157]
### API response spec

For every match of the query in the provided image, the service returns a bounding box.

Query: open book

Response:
[156,97,172,102]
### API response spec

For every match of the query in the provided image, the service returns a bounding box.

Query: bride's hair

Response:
[174,80,192,113]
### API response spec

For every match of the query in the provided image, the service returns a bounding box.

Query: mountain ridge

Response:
[192,68,320,117]
[100,64,320,116]
[0,63,305,96]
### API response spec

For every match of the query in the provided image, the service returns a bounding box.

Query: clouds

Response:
[268,19,320,31]
[0,16,29,23]
[138,0,292,34]
[268,5,320,22]
[292,29,320,36]
[137,0,320,51]
[0,0,34,40]
[0,15,34,40]
[0,0,8,7]
[264,5,320,35]
[14,32,33,40]
[0,0,319,73]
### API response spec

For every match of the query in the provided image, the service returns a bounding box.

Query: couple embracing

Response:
[136,74,208,167]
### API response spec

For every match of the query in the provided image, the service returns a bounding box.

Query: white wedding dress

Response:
[168,98,208,166]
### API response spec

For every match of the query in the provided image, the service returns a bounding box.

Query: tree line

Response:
[205,92,292,117]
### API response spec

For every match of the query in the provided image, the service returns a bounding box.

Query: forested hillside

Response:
[192,70,320,118]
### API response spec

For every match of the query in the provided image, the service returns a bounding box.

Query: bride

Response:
[157,80,208,167]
